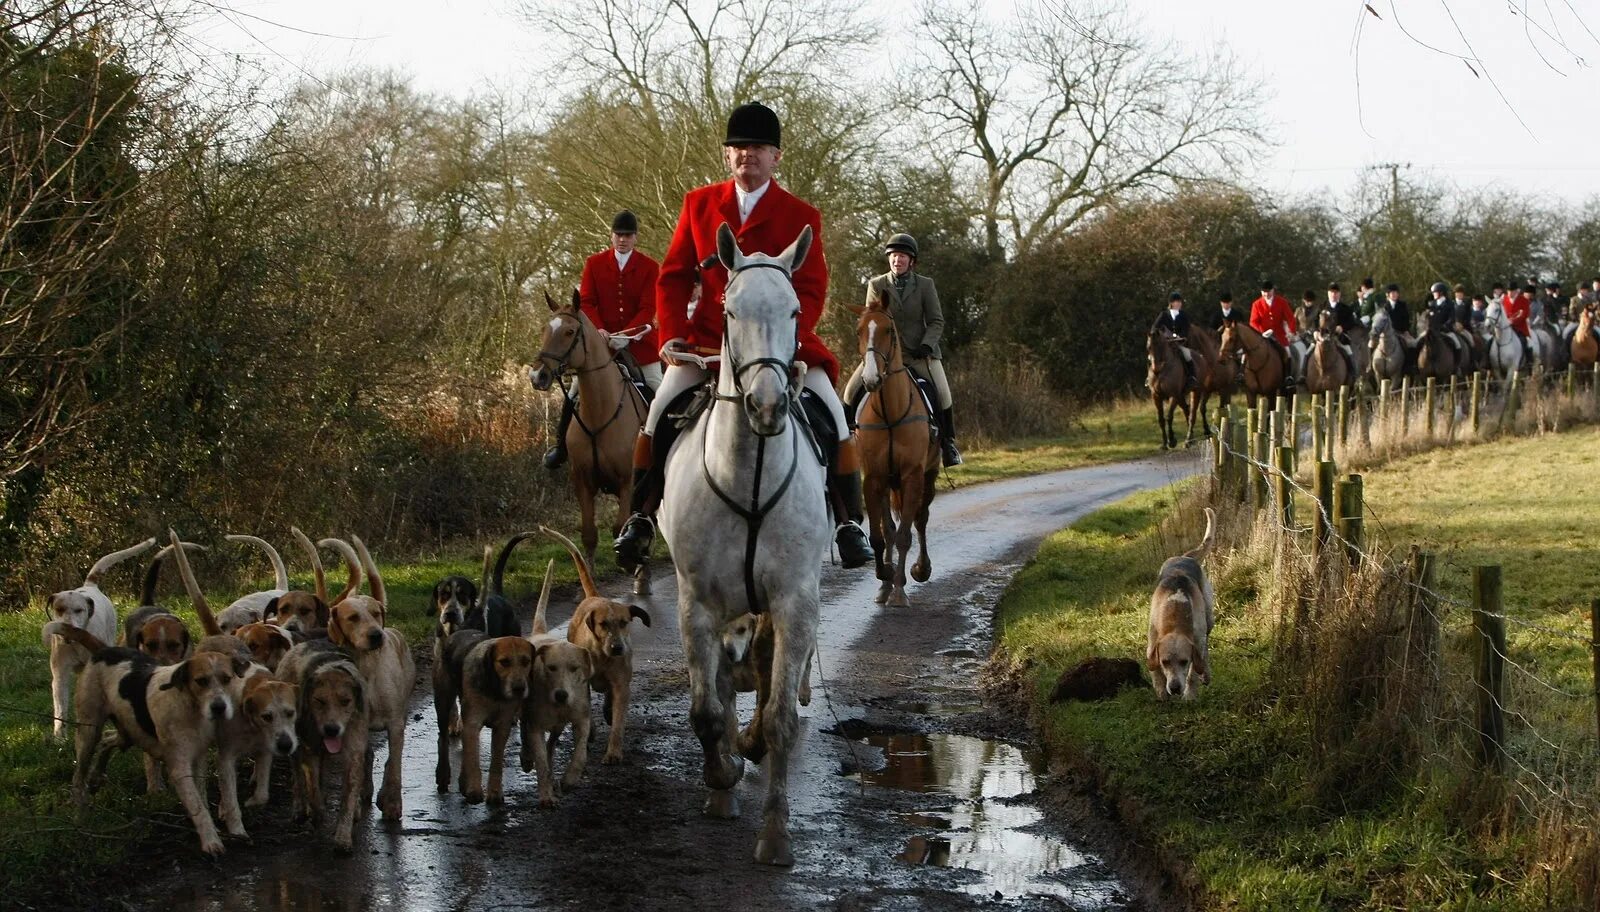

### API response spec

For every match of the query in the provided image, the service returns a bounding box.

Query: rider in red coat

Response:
[614,101,873,571]
[1248,279,1297,390]
[545,210,663,469]
[1506,282,1535,367]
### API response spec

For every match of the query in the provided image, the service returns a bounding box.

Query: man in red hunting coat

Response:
[1249,279,1298,391]
[544,209,662,469]
[613,101,874,571]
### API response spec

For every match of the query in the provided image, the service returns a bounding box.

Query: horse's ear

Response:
[716,222,740,271]
[845,302,865,317]
[780,225,813,274]
[569,288,581,311]
[544,290,558,312]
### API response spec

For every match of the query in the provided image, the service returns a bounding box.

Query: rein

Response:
[544,312,644,491]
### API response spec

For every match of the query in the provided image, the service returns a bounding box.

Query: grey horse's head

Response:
[715,223,811,437]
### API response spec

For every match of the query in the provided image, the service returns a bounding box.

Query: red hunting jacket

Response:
[578,248,661,366]
[1504,291,1531,337]
[656,179,838,382]
[1249,294,1297,343]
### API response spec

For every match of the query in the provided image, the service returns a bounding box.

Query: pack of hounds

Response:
[36,524,684,857]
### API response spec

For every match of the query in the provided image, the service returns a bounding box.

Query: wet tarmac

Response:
[112,453,1200,912]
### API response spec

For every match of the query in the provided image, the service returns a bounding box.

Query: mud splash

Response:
[853,731,1118,903]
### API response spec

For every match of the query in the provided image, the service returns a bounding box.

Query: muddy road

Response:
[123,453,1200,912]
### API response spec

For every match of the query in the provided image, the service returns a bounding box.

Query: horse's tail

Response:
[530,559,555,636]
[538,525,599,600]
[1185,508,1216,560]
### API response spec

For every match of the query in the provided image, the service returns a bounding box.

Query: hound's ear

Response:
[328,611,348,647]
[716,222,740,271]
[1145,640,1160,672]
[162,659,192,690]
[482,643,500,682]
[263,596,281,620]
[464,581,478,607]
[231,654,251,676]
[587,611,601,637]
[131,626,146,651]
[350,675,366,714]
[1193,651,1210,685]
[781,224,813,274]
[314,597,330,627]
[628,605,652,628]
[534,642,553,663]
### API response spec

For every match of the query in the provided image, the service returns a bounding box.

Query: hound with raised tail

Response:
[520,559,594,807]
[44,621,245,856]
[216,534,292,633]
[1147,508,1217,701]
[41,538,156,740]
[539,525,650,764]
[432,595,536,805]
[120,541,205,666]
[261,527,331,636]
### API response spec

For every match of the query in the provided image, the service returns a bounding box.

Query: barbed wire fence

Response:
[1192,360,1600,897]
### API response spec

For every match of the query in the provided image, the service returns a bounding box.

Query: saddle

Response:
[614,353,655,404]
[665,380,827,467]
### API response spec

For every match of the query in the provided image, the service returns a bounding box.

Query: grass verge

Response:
[946,396,1165,488]
[997,426,1600,910]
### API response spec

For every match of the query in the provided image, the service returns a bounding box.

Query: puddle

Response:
[852,731,1112,902]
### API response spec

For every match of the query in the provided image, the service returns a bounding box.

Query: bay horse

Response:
[657,224,826,866]
[1186,324,1231,438]
[1305,312,1350,394]
[854,297,938,607]
[1147,327,1197,447]
[1368,308,1407,388]
[1414,326,1462,382]
[1572,305,1598,371]
[1218,319,1287,409]
[529,290,650,594]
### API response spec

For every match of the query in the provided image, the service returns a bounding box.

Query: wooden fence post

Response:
[1254,429,1270,510]
[1378,378,1392,425]
[1400,376,1412,436]
[1472,565,1507,773]
[1290,393,1302,454]
[1314,459,1335,553]
[1274,446,1295,531]
[1445,378,1458,441]
[1408,550,1440,681]
[1424,376,1436,438]
[1565,363,1576,398]
[1335,474,1364,565]
[1337,384,1350,449]
[1310,403,1324,463]
[1214,414,1230,485]
[1504,371,1521,428]
[1591,597,1599,750]
[1470,371,1483,433]
[1231,413,1249,503]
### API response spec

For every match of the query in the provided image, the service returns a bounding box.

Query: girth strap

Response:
[700,411,801,614]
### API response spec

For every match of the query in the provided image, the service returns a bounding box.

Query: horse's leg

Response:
[909,466,935,583]
[1181,390,1197,447]
[681,598,743,815]
[865,472,892,604]
[1152,393,1169,450]
[887,463,916,607]
[576,476,599,568]
[753,600,818,867]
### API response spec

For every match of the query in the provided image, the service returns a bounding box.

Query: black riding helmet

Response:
[884,233,918,260]
[724,102,781,147]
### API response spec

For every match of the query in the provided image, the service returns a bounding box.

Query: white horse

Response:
[1482,301,1523,380]
[657,223,828,866]
[1368,309,1406,386]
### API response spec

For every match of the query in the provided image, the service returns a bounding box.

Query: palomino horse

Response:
[1147,327,1197,447]
[854,298,938,608]
[1186,324,1231,438]
[1572,305,1599,371]
[1481,301,1523,380]
[1368,308,1407,388]
[1305,312,1350,394]
[529,290,651,594]
[657,224,825,866]
[1218,319,1287,409]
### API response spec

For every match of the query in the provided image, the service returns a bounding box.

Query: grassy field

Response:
[996,425,1600,911]
[945,396,1169,487]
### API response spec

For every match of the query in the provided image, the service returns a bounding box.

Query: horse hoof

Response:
[633,566,650,597]
[704,755,745,791]
[704,789,740,819]
[874,582,891,605]
[910,561,931,583]
[888,590,909,608]
[754,834,795,867]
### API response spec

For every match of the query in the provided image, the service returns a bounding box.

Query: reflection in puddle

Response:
[856,732,1112,903]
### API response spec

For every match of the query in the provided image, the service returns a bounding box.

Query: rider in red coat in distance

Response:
[1505,282,1535,366]
[613,101,873,571]
[1248,279,1297,391]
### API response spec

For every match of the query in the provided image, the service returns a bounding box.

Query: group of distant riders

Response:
[1155,274,1600,391]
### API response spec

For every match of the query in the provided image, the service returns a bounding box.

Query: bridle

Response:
[712,260,800,437]
[857,313,927,432]
[538,310,643,488]
[536,312,614,377]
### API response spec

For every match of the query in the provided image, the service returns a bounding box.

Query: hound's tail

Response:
[531,559,555,636]
[538,525,598,600]
[1184,508,1216,560]
[479,545,494,605]
[318,538,361,605]
[349,535,385,608]
[41,620,111,653]
[169,528,223,636]
[225,534,289,591]
[84,538,158,588]
[289,527,327,603]
[139,541,205,608]
[490,532,538,599]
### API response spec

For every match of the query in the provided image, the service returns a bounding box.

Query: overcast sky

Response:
[192,0,1600,204]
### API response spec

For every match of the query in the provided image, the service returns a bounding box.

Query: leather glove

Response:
[607,334,629,351]
[913,343,934,359]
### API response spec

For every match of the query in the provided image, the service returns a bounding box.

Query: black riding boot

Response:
[1181,356,1198,392]
[830,437,874,569]
[543,393,576,469]
[613,434,658,571]
[936,407,963,467]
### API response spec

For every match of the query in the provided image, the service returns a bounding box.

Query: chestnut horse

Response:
[1186,324,1231,438]
[854,298,938,607]
[529,290,650,594]
[1305,311,1351,394]
[1571,304,1598,371]
[1219,319,1287,409]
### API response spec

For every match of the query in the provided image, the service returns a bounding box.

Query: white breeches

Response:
[644,363,847,441]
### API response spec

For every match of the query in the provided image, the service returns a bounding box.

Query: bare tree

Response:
[904,0,1264,261]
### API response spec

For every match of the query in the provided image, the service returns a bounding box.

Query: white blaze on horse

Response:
[657,223,826,867]
[529,290,651,595]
